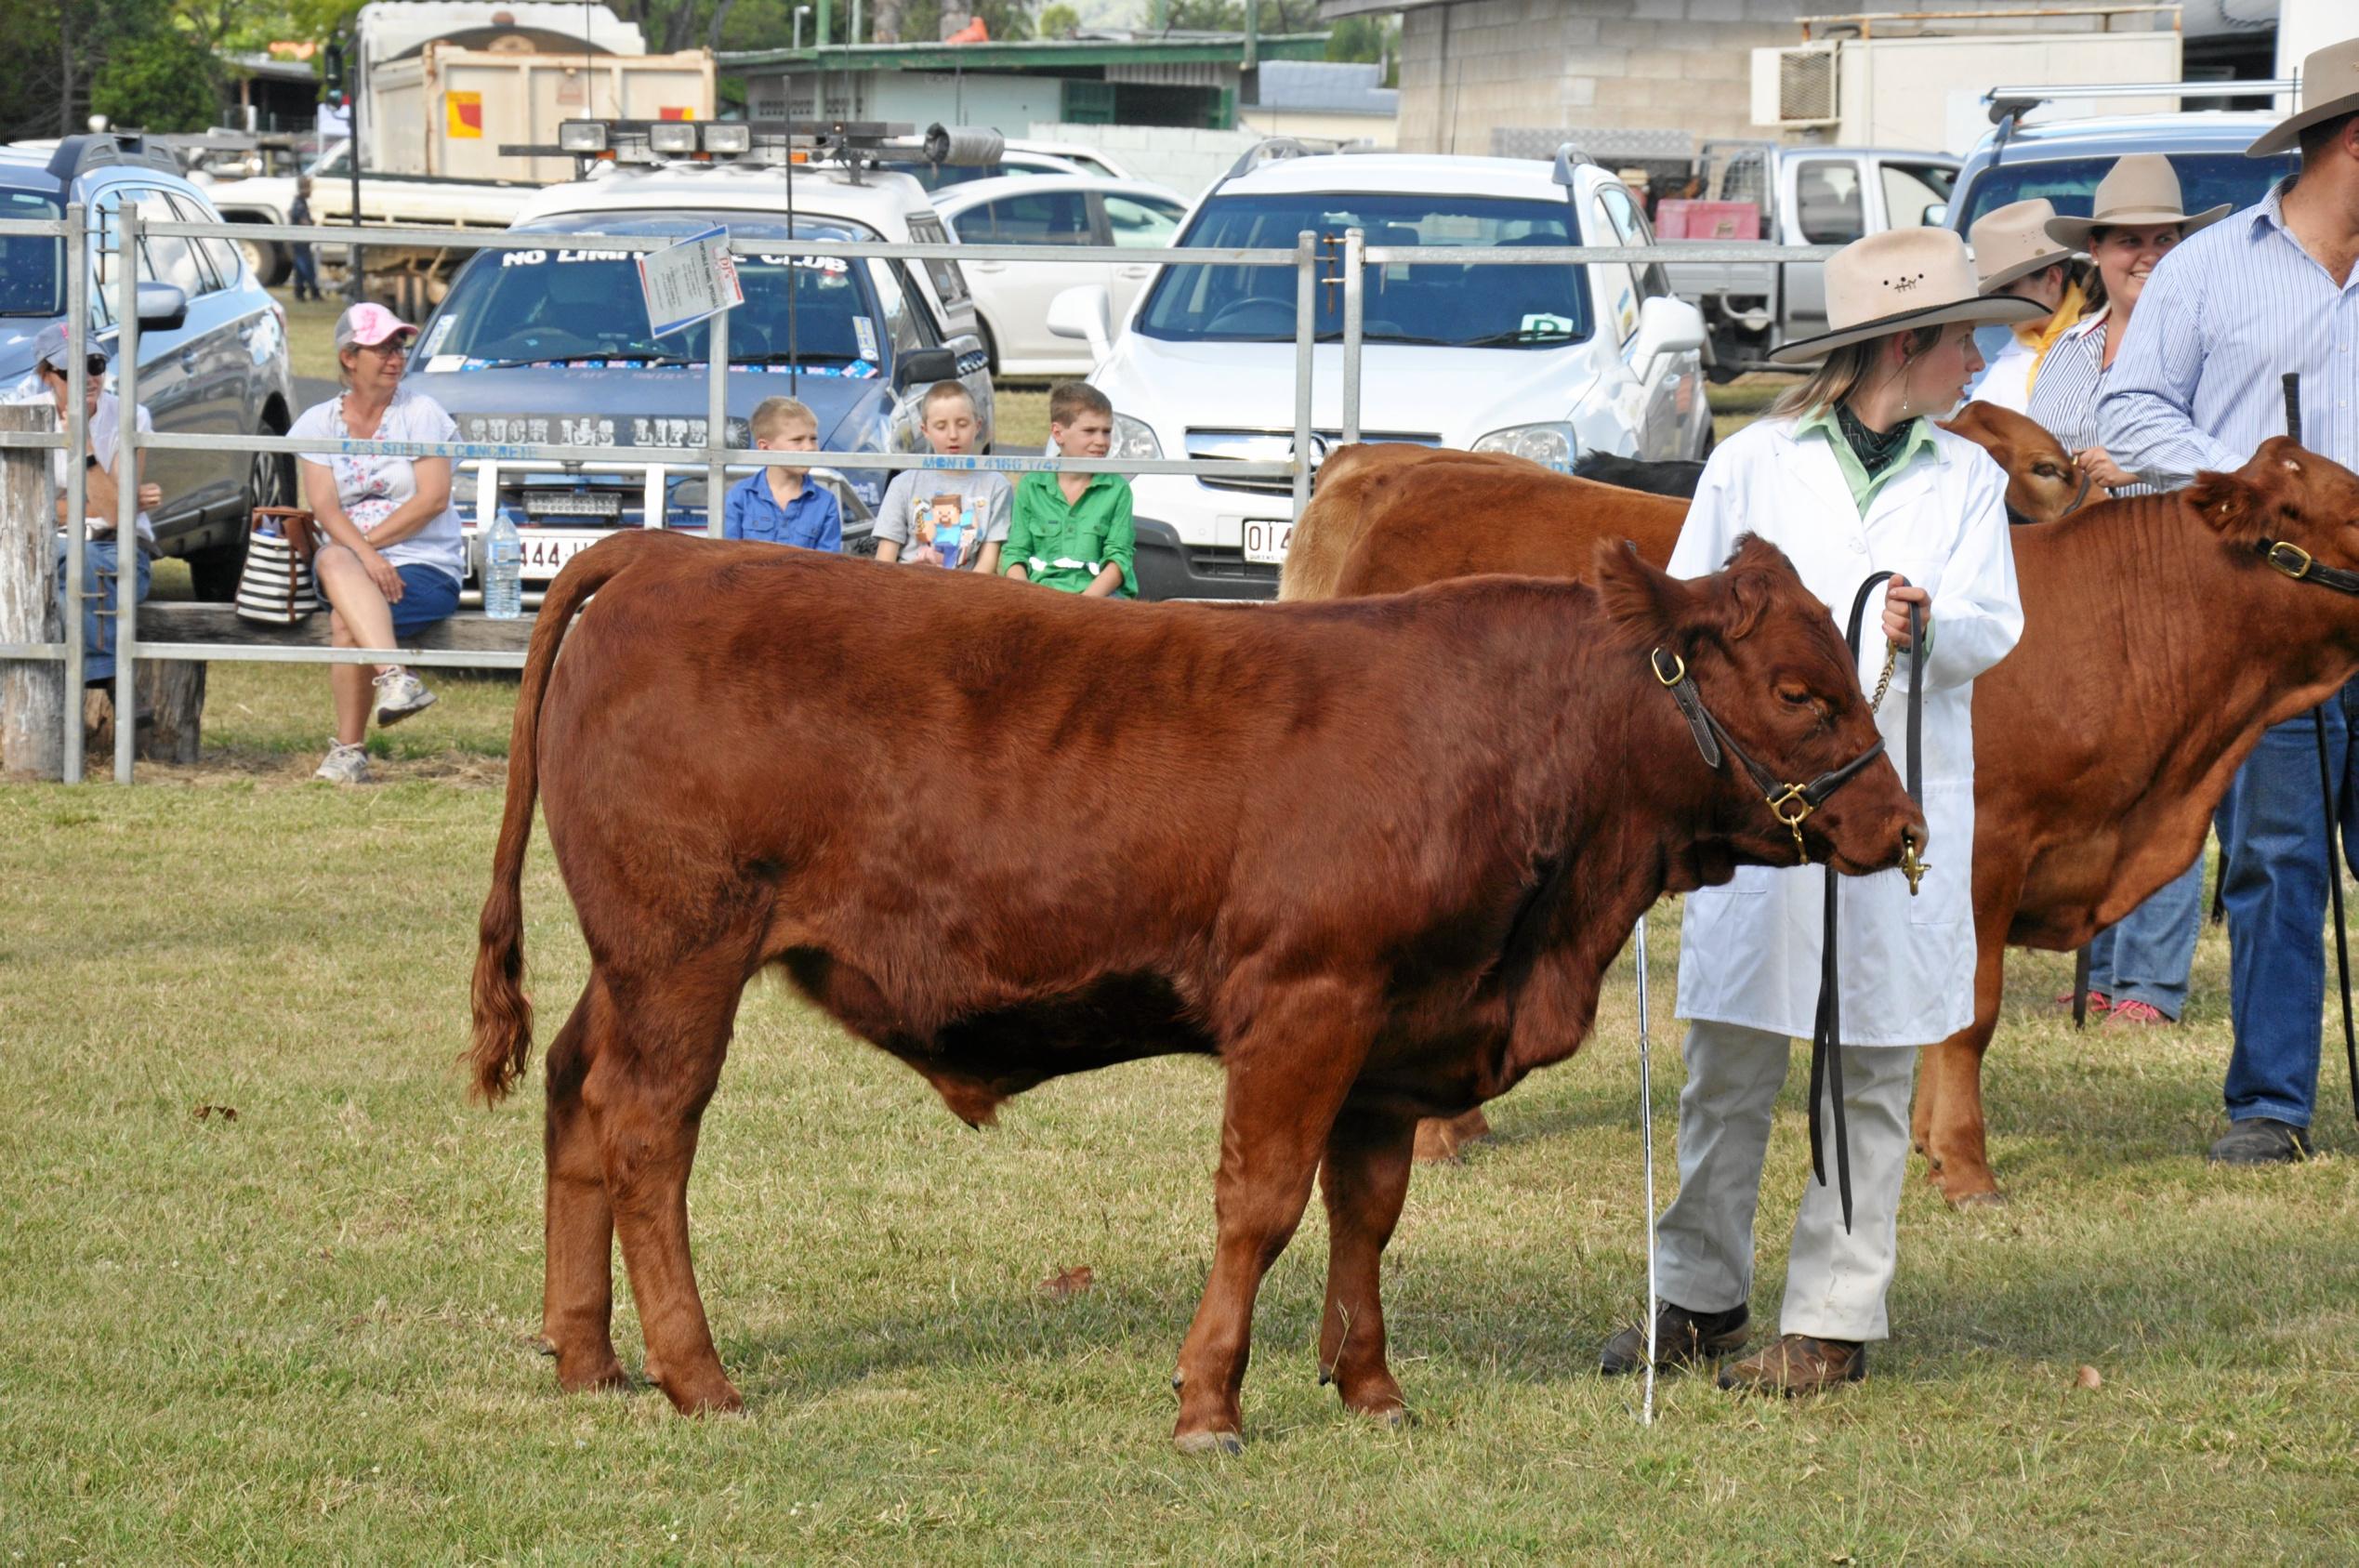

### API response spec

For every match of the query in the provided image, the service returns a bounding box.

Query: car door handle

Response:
[1117,265,1153,279]
[970,260,1006,273]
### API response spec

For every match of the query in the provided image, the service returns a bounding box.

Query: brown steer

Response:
[1285,437,2359,1204]
[470,528,1920,1450]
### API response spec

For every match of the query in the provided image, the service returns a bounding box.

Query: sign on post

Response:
[637,225,743,339]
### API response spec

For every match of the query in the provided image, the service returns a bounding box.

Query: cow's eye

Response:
[1776,682,1812,707]
[2035,463,2065,479]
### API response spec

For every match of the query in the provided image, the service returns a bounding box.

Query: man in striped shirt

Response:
[2099,45,2359,1166]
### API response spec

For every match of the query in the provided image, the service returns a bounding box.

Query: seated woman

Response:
[16,323,160,689]
[290,304,466,784]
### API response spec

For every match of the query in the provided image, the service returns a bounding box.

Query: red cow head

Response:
[1943,401,2091,524]
[1594,534,1926,877]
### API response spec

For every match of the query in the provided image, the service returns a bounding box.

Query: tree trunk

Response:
[0,403,63,779]
[871,0,903,43]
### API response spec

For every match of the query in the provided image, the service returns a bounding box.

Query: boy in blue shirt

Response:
[721,396,841,549]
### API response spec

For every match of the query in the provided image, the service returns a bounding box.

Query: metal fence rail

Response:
[0,207,1838,784]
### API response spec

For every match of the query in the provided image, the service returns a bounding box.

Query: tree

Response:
[1037,3,1080,38]
[93,20,219,131]
[1323,12,1396,83]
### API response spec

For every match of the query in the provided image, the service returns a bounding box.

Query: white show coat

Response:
[1668,415,2025,1046]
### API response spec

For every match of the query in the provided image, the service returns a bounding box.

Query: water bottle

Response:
[483,514,523,620]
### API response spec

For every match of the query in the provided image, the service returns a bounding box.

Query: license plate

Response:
[1242,518,1293,565]
[523,491,624,519]
[518,531,605,580]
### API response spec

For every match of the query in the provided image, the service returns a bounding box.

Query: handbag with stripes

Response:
[234,507,322,625]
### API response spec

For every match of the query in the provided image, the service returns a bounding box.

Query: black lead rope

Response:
[2284,372,2359,1127]
[1809,576,1926,1232]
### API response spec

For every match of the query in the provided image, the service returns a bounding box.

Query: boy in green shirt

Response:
[1005,381,1136,598]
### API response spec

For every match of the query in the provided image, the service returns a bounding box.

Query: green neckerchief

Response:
[1795,404,1943,515]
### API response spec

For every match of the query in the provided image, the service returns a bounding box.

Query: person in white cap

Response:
[1599,227,2034,1396]
[2021,156,2228,1030]
[1966,198,2089,414]
[7,322,162,687]
[2101,38,2359,1166]
[287,302,465,784]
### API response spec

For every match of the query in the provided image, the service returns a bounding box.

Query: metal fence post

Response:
[705,305,729,539]
[1292,230,1315,522]
[61,202,87,784]
[113,204,141,784]
[1340,227,1364,449]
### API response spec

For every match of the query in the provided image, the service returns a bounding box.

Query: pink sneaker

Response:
[2105,999,2173,1027]
[2054,988,2110,1015]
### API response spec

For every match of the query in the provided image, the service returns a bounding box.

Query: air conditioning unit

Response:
[1751,45,1841,129]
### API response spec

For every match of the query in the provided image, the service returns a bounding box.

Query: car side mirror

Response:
[1630,296,1707,368]
[1924,203,1948,228]
[1047,283,1114,364]
[136,283,188,332]
[896,346,960,385]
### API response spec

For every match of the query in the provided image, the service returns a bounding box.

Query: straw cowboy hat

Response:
[1970,199,2077,292]
[1768,227,2044,366]
[2042,154,2228,250]
[2249,37,2359,158]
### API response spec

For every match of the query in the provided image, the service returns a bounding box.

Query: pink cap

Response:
[335,301,417,349]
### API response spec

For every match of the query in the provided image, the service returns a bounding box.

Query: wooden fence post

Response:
[0,403,63,780]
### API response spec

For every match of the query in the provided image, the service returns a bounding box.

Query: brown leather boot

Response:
[1718,1334,1865,1395]
[1598,1301,1749,1376]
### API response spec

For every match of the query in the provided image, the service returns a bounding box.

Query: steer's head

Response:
[1943,402,2088,524]
[1595,534,1925,879]
[2188,438,2359,573]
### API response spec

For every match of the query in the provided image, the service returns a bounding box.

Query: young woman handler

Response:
[1600,229,2034,1395]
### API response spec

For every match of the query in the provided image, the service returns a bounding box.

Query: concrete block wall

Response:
[1396,0,2054,156]
[1027,122,1265,197]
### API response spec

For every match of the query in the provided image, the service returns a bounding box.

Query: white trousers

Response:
[1654,1019,1918,1343]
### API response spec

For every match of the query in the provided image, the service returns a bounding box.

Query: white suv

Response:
[1050,145,1712,600]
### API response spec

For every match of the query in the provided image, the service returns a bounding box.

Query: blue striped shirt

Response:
[2098,178,2359,484]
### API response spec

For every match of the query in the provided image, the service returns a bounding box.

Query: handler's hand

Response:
[137,482,162,511]
[1883,575,1931,648]
[362,546,404,602]
[2076,445,2138,492]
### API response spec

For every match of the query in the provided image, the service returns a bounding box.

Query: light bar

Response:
[649,121,698,155]
[702,123,751,154]
[558,120,610,152]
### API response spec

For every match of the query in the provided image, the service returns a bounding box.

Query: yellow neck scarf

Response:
[2019,279,2091,400]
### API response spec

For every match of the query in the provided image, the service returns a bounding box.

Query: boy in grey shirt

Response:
[875,381,1011,573]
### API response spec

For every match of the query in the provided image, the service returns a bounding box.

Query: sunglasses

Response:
[42,354,110,381]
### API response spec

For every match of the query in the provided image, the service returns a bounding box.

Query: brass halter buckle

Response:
[1654,651,1687,687]
[2266,542,2315,581]
[1764,784,1813,860]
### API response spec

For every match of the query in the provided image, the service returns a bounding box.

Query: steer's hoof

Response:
[553,1348,631,1394]
[1174,1429,1245,1457]
[658,1370,745,1416]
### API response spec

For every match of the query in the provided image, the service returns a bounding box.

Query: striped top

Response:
[2099,178,2359,484]
[2027,309,2159,499]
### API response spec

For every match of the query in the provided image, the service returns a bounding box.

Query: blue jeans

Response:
[291,244,320,299]
[2213,691,2359,1128]
[55,534,151,684]
[2087,854,2206,1019]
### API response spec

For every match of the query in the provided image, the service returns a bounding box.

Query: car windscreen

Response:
[420,216,884,369]
[0,188,65,318]
[1135,192,1592,349]
[1956,151,2296,231]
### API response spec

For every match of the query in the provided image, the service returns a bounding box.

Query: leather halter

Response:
[2258,539,2359,597]
[1650,648,1890,861]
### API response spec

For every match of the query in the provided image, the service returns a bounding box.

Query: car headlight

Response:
[1471,422,1576,469]
[451,467,479,512]
[1112,413,1161,461]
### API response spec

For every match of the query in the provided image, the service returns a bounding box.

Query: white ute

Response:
[1048,142,1711,600]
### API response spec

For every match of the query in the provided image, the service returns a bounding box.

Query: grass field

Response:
[9,375,2357,1561]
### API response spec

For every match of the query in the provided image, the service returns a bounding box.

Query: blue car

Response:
[1946,108,2298,236]
[409,198,990,598]
[0,134,298,599]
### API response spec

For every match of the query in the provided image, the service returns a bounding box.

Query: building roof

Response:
[1251,60,1396,118]
[722,33,1332,72]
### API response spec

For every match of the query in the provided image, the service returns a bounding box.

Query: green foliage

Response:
[93,20,221,132]
[1324,11,1396,81]
[1037,2,1082,38]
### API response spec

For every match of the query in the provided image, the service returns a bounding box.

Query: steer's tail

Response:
[468,533,662,1104]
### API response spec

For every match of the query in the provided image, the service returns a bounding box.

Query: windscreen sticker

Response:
[422,315,457,355]
[851,315,879,362]
[424,353,467,374]
[1521,313,1575,337]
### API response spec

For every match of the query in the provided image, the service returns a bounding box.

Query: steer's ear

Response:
[1592,538,1697,651]
[2187,468,2275,543]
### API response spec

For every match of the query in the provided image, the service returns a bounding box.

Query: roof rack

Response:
[44,133,180,186]
[1983,78,2297,124]
[1549,141,1596,188]
[500,118,1001,181]
[1218,137,1326,183]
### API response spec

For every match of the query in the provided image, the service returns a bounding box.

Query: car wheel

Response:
[978,319,999,376]
[235,231,286,288]
[190,435,297,600]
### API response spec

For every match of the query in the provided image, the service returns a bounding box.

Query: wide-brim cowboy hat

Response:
[2042,153,2229,248]
[2249,37,2359,157]
[1970,198,2077,293]
[1768,227,2044,366]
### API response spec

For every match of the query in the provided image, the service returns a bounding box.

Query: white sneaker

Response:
[313,741,371,784]
[373,667,438,727]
